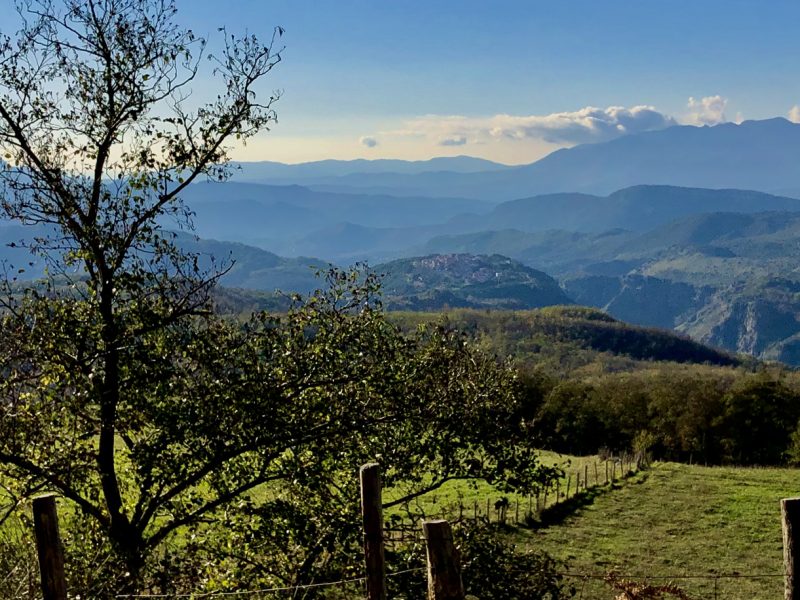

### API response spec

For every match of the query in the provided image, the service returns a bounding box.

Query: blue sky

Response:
[180,0,800,164]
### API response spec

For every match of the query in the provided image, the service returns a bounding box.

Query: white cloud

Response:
[359,136,378,148]
[438,135,467,146]
[788,106,800,124]
[487,105,677,144]
[686,95,727,125]
[379,105,677,149]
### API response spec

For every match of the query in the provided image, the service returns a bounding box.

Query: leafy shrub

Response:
[389,521,575,600]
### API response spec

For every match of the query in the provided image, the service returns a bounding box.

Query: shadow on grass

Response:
[529,469,651,529]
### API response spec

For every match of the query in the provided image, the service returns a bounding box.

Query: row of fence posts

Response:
[399,452,647,531]
[27,464,467,600]
[26,464,800,599]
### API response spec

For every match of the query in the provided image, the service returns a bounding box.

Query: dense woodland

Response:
[392,307,800,467]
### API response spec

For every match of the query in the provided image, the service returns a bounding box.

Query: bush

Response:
[389,521,575,600]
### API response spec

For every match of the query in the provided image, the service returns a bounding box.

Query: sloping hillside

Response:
[390,306,740,369]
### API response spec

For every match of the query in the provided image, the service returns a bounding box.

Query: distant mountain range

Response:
[6,117,800,365]
[260,185,800,263]
[231,155,510,182]
[234,118,800,200]
[179,182,488,249]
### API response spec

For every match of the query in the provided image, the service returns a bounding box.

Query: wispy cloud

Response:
[359,136,379,148]
[789,106,800,124]
[686,95,727,125]
[438,135,467,146]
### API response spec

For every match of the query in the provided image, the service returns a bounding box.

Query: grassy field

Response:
[6,456,794,599]
[384,451,620,522]
[513,461,797,599]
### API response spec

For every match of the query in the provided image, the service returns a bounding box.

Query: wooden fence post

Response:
[360,463,386,600]
[783,498,800,600]
[423,520,465,600]
[584,465,589,490]
[555,480,560,505]
[594,462,599,486]
[566,475,571,499]
[32,494,67,600]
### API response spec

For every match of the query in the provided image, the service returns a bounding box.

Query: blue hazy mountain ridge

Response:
[172,233,326,293]
[284,186,800,264]
[179,181,490,247]
[0,223,328,294]
[242,118,800,201]
[231,155,510,182]
[423,211,800,280]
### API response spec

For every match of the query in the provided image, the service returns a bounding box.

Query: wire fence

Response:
[383,451,650,545]
[113,567,427,599]
[105,569,787,599]
[5,454,794,600]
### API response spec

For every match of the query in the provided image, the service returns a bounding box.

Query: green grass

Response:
[384,451,629,522]
[513,461,796,599]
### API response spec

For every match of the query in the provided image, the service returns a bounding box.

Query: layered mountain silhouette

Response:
[235,118,800,200]
[6,118,800,364]
[269,185,800,263]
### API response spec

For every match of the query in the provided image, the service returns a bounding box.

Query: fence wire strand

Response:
[114,567,425,598]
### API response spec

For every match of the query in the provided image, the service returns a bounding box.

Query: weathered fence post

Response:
[566,475,571,498]
[783,498,800,600]
[423,520,465,600]
[605,460,609,484]
[32,494,67,600]
[594,462,599,486]
[584,465,589,490]
[360,463,386,600]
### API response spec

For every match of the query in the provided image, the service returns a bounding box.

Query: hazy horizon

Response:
[162,0,800,164]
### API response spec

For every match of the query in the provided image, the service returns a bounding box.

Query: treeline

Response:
[390,307,800,466]
[523,365,800,466]
[389,306,742,374]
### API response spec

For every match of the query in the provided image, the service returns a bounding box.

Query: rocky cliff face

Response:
[564,274,714,330]
[680,290,800,359]
[566,274,800,365]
